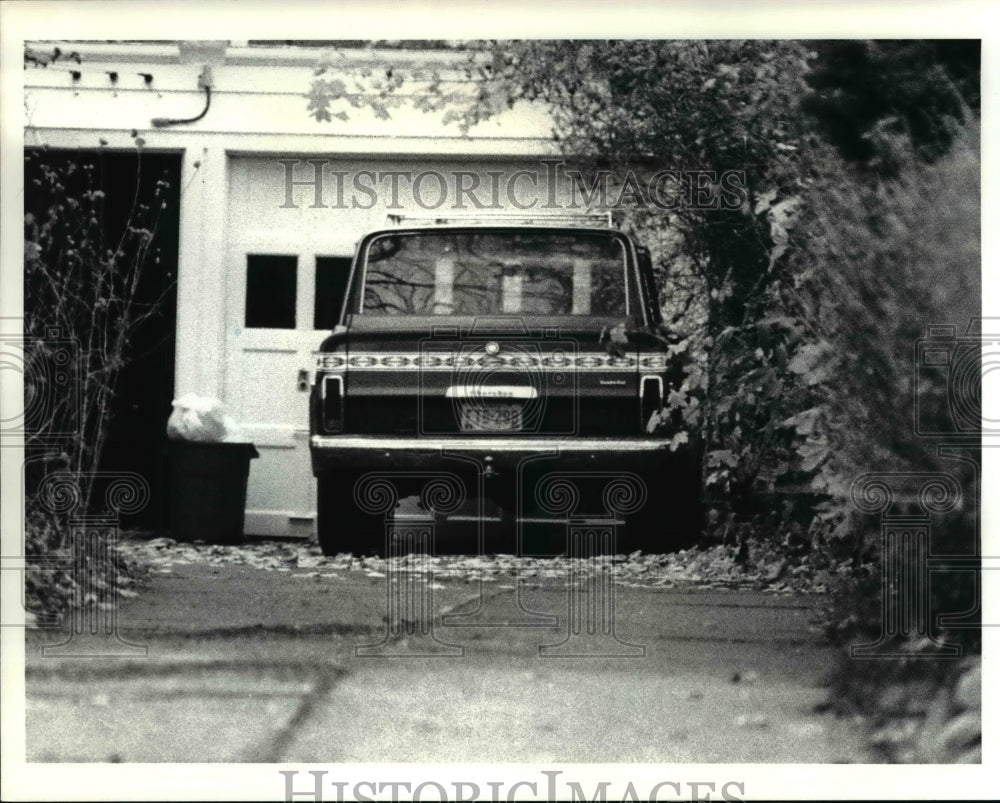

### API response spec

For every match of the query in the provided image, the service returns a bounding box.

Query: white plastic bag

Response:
[166,394,243,442]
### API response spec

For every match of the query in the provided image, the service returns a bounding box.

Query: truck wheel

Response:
[317,472,385,557]
[624,469,703,554]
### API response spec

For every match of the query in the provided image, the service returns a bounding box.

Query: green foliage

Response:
[790,122,980,478]
[24,504,144,623]
[23,44,82,69]
[802,40,979,170]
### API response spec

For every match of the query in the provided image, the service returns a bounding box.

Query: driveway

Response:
[24,537,870,765]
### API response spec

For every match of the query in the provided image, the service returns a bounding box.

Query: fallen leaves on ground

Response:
[116,534,846,594]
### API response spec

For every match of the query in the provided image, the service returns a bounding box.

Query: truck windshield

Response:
[360,231,629,316]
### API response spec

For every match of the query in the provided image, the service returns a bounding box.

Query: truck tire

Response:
[625,466,703,554]
[316,472,385,557]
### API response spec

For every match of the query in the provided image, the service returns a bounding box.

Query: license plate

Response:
[459,403,523,432]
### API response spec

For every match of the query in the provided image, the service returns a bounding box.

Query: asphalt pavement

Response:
[24,550,872,764]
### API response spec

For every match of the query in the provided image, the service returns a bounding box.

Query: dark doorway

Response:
[24,148,181,530]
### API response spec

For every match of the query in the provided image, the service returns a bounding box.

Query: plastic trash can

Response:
[167,441,259,544]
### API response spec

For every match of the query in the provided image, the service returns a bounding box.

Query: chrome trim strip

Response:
[311,435,669,452]
[314,351,665,371]
[445,385,538,399]
[640,374,664,406]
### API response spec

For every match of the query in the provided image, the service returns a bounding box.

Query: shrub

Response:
[22,143,171,620]
[23,500,145,624]
[793,121,981,666]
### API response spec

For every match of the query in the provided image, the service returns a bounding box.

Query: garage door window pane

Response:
[245,255,297,328]
[314,256,353,330]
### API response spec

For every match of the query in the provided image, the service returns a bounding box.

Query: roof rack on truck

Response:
[383,212,615,228]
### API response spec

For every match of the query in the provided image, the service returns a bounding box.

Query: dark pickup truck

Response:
[309,221,702,555]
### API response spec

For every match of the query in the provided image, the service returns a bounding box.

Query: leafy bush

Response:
[794,122,980,474]
[799,120,981,648]
[24,501,145,624]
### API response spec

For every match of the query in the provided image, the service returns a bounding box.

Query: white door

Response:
[225,159,360,536]
[225,244,354,536]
